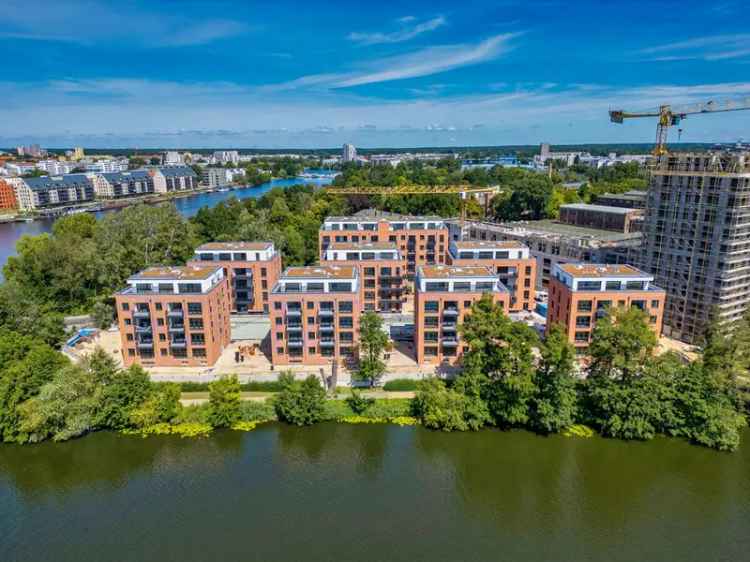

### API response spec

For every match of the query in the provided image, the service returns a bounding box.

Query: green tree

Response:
[346,389,375,414]
[356,311,388,387]
[95,364,152,430]
[207,375,242,428]
[461,294,539,426]
[273,373,326,426]
[412,377,489,431]
[530,324,578,433]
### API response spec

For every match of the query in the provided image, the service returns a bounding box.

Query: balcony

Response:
[287,325,302,332]
[137,340,154,349]
[441,337,459,346]
[170,339,187,348]
[288,339,303,347]
[167,309,184,318]
[286,309,302,317]
[320,338,335,346]
[168,324,185,333]
[442,308,459,317]
[135,324,152,333]
[318,309,334,317]
[133,310,150,319]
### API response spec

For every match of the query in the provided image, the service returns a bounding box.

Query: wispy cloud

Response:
[276,33,522,90]
[0,0,248,47]
[348,16,446,45]
[640,34,750,61]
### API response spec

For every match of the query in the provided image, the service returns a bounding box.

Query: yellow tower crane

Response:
[609,97,750,156]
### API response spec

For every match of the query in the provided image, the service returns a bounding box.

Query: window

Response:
[178,283,202,294]
[261,268,267,276]
[424,317,439,327]
[364,279,376,288]
[424,301,439,312]
[464,301,472,308]
[574,331,589,343]
[575,316,591,328]
[424,331,438,342]
[159,333,166,341]
[577,300,593,312]
[340,332,353,342]
[192,348,206,358]
[275,317,283,325]
[424,346,438,357]
[626,281,645,290]
[364,267,376,276]
[425,282,449,292]
[274,302,282,310]
[308,347,316,354]
[124,319,132,326]
[187,303,202,315]
[276,347,284,354]
[651,300,660,308]
[307,316,315,325]
[650,315,658,324]
[578,281,601,291]
[308,332,315,339]
[340,316,353,328]
[189,318,203,329]
[339,301,353,313]
[155,303,162,311]
[191,333,205,345]
[330,283,352,292]
[307,301,315,309]
[453,282,471,291]
[276,332,284,340]
[157,318,164,326]
[126,334,134,341]
[128,349,135,357]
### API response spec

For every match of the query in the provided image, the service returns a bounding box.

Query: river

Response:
[0,175,333,278]
[0,424,747,562]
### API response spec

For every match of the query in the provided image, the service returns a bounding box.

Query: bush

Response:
[207,375,242,428]
[273,373,326,426]
[238,400,276,423]
[412,378,490,432]
[383,379,419,392]
[367,399,412,418]
[179,380,283,393]
[346,390,375,414]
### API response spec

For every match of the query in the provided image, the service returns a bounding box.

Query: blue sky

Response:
[1,0,749,148]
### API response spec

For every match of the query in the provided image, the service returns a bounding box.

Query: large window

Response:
[187,303,202,315]
[330,283,352,292]
[577,300,593,312]
[339,301,353,313]
[424,301,439,312]
[178,283,202,294]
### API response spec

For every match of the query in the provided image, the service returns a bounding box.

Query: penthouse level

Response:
[447,240,536,312]
[415,265,510,366]
[115,266,231,368]
[270,265,360,366]
[322,241,404,312]
[319,209,448,277]
[188,241,281,314]
[547,263,665,352]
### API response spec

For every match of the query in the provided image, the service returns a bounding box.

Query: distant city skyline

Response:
[1,0,749,148]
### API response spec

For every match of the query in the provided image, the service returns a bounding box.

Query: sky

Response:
[1,0,750,149]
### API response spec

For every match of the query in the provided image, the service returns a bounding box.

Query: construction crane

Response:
[323,184,500,224]
[609,97,750,156]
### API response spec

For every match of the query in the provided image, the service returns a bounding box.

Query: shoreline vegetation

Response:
[0,160,747,451]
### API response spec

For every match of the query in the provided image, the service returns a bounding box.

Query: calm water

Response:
[1,424,748,562]
[0,176,333,277]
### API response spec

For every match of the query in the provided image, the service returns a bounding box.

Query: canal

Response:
[0,175,333,277]
[1,424,748,562]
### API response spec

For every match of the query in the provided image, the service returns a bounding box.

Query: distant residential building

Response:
[450,219,642,289]
[188,241,282,314]
[595,190,647,209]
[3,178,28,210]
[369,154,402,167]
[269,265,361,366]
[72,147,85,160]
[85,159,128,173]
[0,179,18,210]
[151,166,198,193]
[414,265,510,365]
[16,144,46,158]
[322,241,405,312]
[35,160,79,175]
[5,162,38,176]
[342,143,357,163]
[15,174,95,210]
[115,266,231,368]
[202,167,230,188]
[163,151,183,165]
[320,209,449,279]
[535,143,588,166]
[558,203,643,233]
[94,171,155,199]
[213,150,240,165]
[447,240,536,311]
[547,263,665,352]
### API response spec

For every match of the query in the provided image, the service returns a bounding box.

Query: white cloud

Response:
[348,16,446,45]
[274,33,522,91]
[640,34,750,61]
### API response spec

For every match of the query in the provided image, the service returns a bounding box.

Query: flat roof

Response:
[328,241,398,251]
[326,208,444,222]
[282,265,356,279]
[196,241,273,252]
[453,240,526,250]
[129,265,221,281]
[420,265,495,279]
[483,219,643,242]
[558,263,648,278]
[560,203,640,214]
[597,191,646,201]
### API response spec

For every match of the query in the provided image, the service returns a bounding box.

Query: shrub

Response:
[207,375,242,428]
[383,379,419,392]
[412,378,490,432]
[273,373,326,426]
[238,400,276,423]
[367,399,412,418]
[346,390,375,414]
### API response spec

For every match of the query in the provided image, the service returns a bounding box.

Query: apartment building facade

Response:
[17,174,96,210]
[638,151,750,343]
[559,203,643,233]
[151,166,198,193]
[319,210,449,278]
[414,265,510,365]
[321,241,405,312]
[447,240,536,311]
[547,263,665,352]
[114,266,231,368]
[187,241,282,313]
[0,179,18,210]
[94,171,155,199]
[269,265,360,366]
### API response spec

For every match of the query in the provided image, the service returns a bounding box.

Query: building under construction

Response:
[639,150,750,344]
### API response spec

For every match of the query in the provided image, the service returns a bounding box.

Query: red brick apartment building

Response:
[0,179,18,210]
[115,266,231,367]
[547,263,666,353]
[321,241,404,312]
[447,240,536,311]
[187,241,282,313]
[269,265,361,366]
[414,265,510,366]
[318,210,448,278]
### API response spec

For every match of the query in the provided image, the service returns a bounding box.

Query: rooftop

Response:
[328,241,398,251]
[452,240,526,250]
[156,165,197,178]
[419,265,495,279]
[558,263,649,278]
[560,203,640,214]
[463,219,642,243]
[24,173,92,190]
[326,208,444,222]
[101,170,152,182]
[282,265,357,280]
[129,265,221,282]
[596,190,647,201]
[196,241,273,252]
